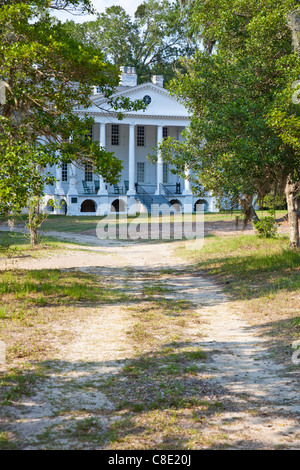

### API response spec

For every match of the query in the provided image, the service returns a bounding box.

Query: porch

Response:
[80,180,183,197]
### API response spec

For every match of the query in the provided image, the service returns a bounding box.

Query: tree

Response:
[159,0,300,247]
[62,0,195,85]
[0,0,143,243]
[273,9,300,249]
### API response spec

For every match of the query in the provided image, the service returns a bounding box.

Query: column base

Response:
[67,189,78,196]
[97,189,108,195]
[55,189,65,196]
[128,196,140,216]
[96,196,110,216]
[182,195,193,213]
[126,189,136,196]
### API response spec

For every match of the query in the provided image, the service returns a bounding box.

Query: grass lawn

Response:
[0,230,71,259]
[1,210,288,235]
[177,234,300,368]
[0,269,133,366]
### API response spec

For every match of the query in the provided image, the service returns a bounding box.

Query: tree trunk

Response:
[29,226,39,246]
[28,200,40,246]
[286,11,300,248]
[285,177,300,249]
[239,194,260,229]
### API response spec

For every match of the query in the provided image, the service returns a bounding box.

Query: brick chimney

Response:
[119,66,138,87]
[151,75,164,88]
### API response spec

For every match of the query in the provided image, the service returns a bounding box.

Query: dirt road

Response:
[1,232,299,449]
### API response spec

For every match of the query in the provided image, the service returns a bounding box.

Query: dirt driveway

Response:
[0,232,299,450]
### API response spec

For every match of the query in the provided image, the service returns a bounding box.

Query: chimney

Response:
[119,66,137,87]
[151,75,164,88]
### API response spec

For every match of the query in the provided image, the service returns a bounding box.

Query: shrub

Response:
[253,216,277,238]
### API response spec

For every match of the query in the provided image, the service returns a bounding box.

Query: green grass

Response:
[1,210,288,236]
[0,368,46,405]
[0,231,32,251]
[0,230,68,258]
[40,215,106,233]
[178,234,300,298]
[0,269,133,308]
[0,432,17,450]
[0,268,137,367]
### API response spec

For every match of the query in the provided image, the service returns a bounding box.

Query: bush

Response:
[253,216,277,238]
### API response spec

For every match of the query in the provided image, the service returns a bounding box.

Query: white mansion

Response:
[43,67,217,216]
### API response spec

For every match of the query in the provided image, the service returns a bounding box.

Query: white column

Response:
[183,166,193,195]
[155,125,163,195]
[98,123,108,195]
[55,164,64,195]
[127,124,136,195]
[43,165,52,194]
[67,163,78,195]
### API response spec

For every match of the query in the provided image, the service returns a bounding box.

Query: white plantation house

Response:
[43,67,217,216]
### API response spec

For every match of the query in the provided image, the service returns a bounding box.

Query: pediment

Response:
[89,82,189,119]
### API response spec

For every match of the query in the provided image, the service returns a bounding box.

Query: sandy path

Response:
[1,230,299,449]
[170,275,300,449]
[0,242,183,271]
[0,227,185,270]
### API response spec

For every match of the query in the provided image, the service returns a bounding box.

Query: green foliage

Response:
[253,216,277,238]
[0,0,143,220]
[62,0,195,85]
[260,193,287,211]
[160,0,300,210]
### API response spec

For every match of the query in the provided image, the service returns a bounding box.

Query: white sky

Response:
[53,0,145,23]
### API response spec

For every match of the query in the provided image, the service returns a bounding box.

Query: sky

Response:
[53,0,145,23]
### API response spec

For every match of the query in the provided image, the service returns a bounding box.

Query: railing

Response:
[160,183,179,200]
[135,183,153,209]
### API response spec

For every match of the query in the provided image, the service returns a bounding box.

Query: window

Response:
[143,95,151,105]
[61,163,68,182]
[111,124,119,145]
[163,127,168,140]
[85,127,93,140]
[137,126,145,146]
[137,162,145,183]
[85,163,93,182]
[163,163,168,184]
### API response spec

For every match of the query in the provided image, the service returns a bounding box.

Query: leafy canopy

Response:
[160,0,300,207]
[0,0,144,214]
[62,0,196,85]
